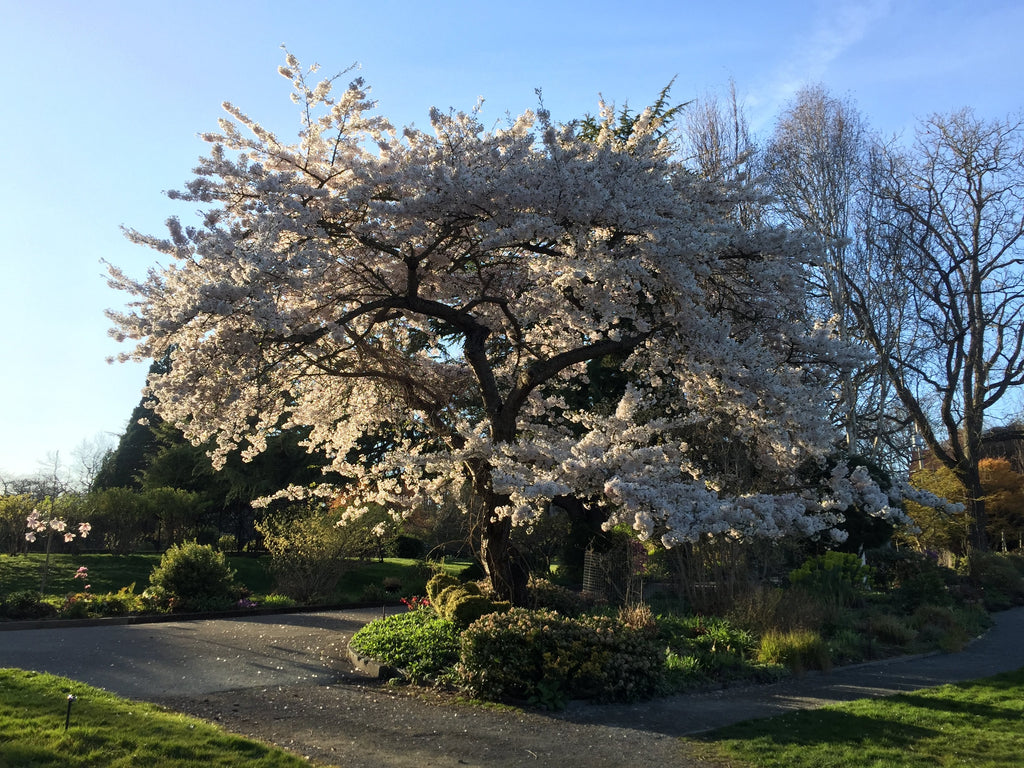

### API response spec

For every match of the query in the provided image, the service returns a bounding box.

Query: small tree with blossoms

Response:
[108,54,905,605]
[25,509,91,594]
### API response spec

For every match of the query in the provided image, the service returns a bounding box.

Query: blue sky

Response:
[1,0,1021,479]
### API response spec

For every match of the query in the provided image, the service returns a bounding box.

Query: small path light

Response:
[65,694,76,731]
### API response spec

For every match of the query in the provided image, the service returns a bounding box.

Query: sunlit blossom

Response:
[108,53,914,588]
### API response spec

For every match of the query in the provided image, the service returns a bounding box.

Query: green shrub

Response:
[430,578,509,627]
[457,608,663,706]
[59,592,93,619]
[866,613,916,647]
[756,629,831,673]
[867,547,954,611]
[425,572,461,603]
[912,604,969,652]
[828,627,867,664]
[528,576,588,616]
[1003,553,1024,576]
[217,534,238,552]
[255,507,352,603]
[390,535,426,559]
[0,590,58,620]
[789,551,871,607]
[148,541,238,611]
[350,608,461,682]
[969,552,1024,610]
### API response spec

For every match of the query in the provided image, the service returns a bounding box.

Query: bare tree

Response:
[762,85,869,453]
[71,434,115,492]
[848,109,1024,551]
[681,81,762,228]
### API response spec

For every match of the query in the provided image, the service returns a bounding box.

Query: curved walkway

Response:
[2,606,1024,766]
[0,607,395,699]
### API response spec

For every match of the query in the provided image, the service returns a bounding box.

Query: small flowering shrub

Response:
[457,608,663,706]
[350,608,461,683]
[148,541,238,611]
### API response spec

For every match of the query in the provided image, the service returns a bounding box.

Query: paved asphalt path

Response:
[2,605,1024,736]
[0,608,393,699]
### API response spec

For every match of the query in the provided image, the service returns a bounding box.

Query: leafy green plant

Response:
[756,629,831,673]
[255,506,351,603]
[148,541,238,611]
[457,608,663,706]
[789,551,871,608]
[865,613,916,648]
[0,589,57,620]
[912,604,970,652]
[350,608,461,683]
[969,551,1024,610]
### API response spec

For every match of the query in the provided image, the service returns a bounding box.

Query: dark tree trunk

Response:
[959,467,990,552]
[481,516,530,606]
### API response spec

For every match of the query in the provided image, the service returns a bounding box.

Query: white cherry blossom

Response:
[109,55,890,602]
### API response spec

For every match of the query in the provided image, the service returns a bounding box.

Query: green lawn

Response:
[0,668,314,767]
[0,553,273,598]
[1,552,463,609]
[697,666,1024,767]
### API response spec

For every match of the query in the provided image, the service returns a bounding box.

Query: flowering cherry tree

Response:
[108,55,891,603]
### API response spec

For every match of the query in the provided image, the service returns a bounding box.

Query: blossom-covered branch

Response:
[109,54,874,603]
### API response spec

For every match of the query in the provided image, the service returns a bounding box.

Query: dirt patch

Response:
[155,679,731,768]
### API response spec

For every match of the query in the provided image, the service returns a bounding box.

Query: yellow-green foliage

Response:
[428,576,508,627]
[756,628,831,673]
[425,572,461,604]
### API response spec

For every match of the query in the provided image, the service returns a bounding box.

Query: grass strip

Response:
[0,668,313,767]
[697,666,1024,767]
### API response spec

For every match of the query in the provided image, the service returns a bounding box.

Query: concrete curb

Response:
[347,642,401,680]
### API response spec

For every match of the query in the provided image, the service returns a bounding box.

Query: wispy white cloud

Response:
[747,0,892,129]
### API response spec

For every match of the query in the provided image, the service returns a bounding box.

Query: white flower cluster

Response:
[110,55,870,549]
[26,509,91,544]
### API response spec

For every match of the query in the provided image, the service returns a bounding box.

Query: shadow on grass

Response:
[697,706,937,749]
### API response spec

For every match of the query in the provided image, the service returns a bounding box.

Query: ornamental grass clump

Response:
[756,628,831,673]
[457,608,663,707]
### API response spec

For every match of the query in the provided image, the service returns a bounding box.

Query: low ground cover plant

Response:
[349,605,461,683]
